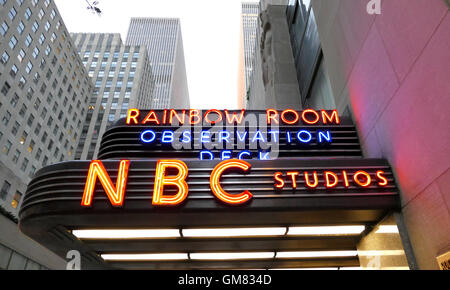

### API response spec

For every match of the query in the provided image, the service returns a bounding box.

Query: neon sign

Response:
[81,159,392,207]
[273,170,389,189]
[126,109,340,126]
[125,109,341,161]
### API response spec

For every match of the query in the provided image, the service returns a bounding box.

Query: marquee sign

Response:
[18,109,400,269]
[98,109,362,159]
[78,159,393,207]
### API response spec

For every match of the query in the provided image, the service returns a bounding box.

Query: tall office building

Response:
[0,0,92,269]
[71,33,153,160]
[238,2,260,109]
[245,0,450,269]
[126,17,190,109]
[241,2,259,93]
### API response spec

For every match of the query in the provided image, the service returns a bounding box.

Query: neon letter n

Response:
[81,160,130,207]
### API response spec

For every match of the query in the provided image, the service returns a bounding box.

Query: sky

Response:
[54,0,260,109]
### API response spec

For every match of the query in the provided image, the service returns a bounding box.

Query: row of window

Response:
[1,0,90,90]
[0,241,47,270]
[1,80,83,138]
[83,51,140,59]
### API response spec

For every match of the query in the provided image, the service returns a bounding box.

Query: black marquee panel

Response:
[98,111,362,160]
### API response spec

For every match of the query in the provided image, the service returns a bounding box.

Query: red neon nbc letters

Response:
[273,170,389,190]
[81,159,253,207]
[81,160,389,207]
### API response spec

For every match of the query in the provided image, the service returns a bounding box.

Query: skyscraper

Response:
[241,2,259,93]
[0,0,92,269]
[126,17,190,109]
[71,33,153,160]
[238,2,260,109]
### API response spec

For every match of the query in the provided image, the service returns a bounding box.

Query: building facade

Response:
[247,0,450,269]
[239,2,259,108]
[286,0,335,110]
[247,0,302,110]
[126,17,190,109]
[71,33,153,160]
[0,0,92,269]
[310,0,450,269]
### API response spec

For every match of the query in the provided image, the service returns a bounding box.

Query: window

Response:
[47,140,53,151]
[38,8,44,19]
[1,82,11,96]
[24,8,32,20]
[51,33,57,43]
[2,140,12,155]
[20,158,29,172]
[34,123,41,135]
[29,166,36,179]
[26,87,34,100]
[44,21,51,32]
[9,35,18,49]
[40,83,46,94]
[2,111,11,125]
[27,114,34,127]
[36,148,42,160]
[45,45,51,56]
[19,104,26,117]
[17,49,25,62]
[10,93,19,107]
[39,58,46,69]
[33,72,40,84]
[19,131,27,144]
[0,21,8,36]
[25,61,33,74]
[18,76,26,89]
[25,34,32,47]
[42,156,48,167]
[1,51,10,64]
[32,21,39,33]
[0,181,11,200]
[51,56,57,66]
[47,117,53,126]
[12,150,20,164]
[32,47,40,59]
[28,140,35,152]
[11,121,20,136]
[17,21,25,34]
[8,7,17,20]
[10,64,18,77]
[11,191,23,208]
[41,132,47,143]
[16,0,24,6]
[46,93,53,104]
[39,33,45,45]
